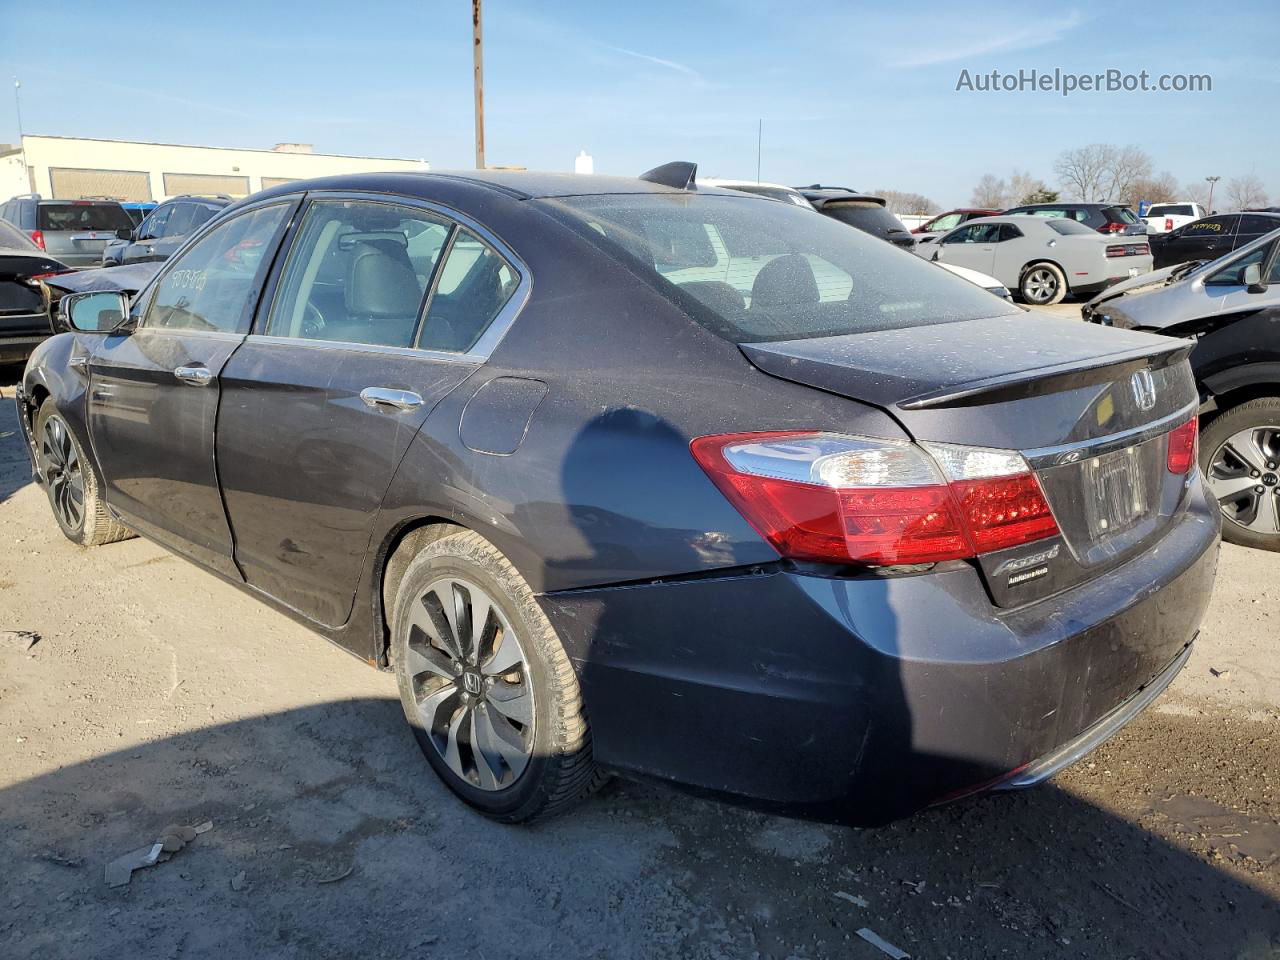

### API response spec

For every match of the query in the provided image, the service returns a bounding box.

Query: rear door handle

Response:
[174,364,213,386]
[360,387,423,411]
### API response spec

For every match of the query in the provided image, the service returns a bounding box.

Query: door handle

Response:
[174,365,213,385]
[360,387,424,411]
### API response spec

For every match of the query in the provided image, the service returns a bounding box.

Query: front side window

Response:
[162,202,196,237]
[1238,215,1280,237]
[941,225,976,244]
[419,229,520,352]
[144,203,290,334]
[1184,216,1237,237]
[544,193,1019,344]
[139,205,172,240]
[1206,244,1272,286]
[265,199,450,347]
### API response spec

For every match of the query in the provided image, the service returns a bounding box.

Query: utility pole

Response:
[13,78,22,138]
[756,119,762,183]
[1205,175,1220,213]
[472,0,485,170]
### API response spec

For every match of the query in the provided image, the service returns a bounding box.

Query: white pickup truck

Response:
[1143,202,1207,234]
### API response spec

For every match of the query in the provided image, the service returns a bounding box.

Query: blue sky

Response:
[2,0,1276,206]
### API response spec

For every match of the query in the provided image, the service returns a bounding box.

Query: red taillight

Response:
[1164,218,1173,232]
[690,432,1059,566]
[1167,416,1198,474]
[1106,243,1150,258]
[1101,222,1125,234]
[29,230,45,250]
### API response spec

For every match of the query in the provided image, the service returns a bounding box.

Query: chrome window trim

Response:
[1021,401,1198,468]
[243,333,481,364]
[131,327,247,343]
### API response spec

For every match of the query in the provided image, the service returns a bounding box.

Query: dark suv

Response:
[1148,212,1280,269]
[1001,202,1147,236]
[796,187,916,250]
[0,195,135,268]
[102,194,232,266]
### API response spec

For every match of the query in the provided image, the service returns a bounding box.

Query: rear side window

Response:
[265,199,449,347]
[145,203,291,334]
[163,202,196,237]
[419,229,520,352]
[544,193,1019,344]
[38,203,133,232]
[1046,219,1096,236]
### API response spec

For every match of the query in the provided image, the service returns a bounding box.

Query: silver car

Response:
[0,195,135,269]
[1080,227,1280,331]
[931,215,1153,306]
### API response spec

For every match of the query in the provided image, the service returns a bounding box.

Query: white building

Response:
[0,135,429,203]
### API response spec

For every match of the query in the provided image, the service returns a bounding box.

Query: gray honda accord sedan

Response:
[15,163,1219,825]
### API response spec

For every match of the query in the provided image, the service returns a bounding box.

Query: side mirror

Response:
[61,290,130,333]
[1244,262,1268,293]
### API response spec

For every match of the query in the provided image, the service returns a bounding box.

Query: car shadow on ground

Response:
[0,366,34,506]
[2,699,1277,960]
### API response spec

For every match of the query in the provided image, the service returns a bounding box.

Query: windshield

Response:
[0,219,37,250]
[38,203,134,232]
[1148,204,1194,217]
[543,193,1019,344]
[1046,220,1097,236]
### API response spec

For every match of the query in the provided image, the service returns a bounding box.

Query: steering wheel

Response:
[301,301,326,339]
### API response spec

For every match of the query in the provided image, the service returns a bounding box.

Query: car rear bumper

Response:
[539,479,1219,825]
[0,333,49,364]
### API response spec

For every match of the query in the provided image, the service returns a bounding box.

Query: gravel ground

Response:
[1,368,1278,960]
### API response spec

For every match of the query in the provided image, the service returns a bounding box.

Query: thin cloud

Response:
[893,10,1084,67]
[600,43,704,82]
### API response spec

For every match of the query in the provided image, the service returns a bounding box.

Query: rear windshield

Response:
[1148,204,1195,217]
[1109,207,1142,224]
[817,201,908,237]
[38,203,134,232]
[0,218,36,250]
[724,184,812,208]
[543,193,1019,343]
[1046,219,1097,236]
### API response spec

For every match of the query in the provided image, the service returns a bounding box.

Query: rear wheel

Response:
[1201,397,1280,552]
[33,399,133,547]
[391,529,605,822]
[1019,262,1067,305]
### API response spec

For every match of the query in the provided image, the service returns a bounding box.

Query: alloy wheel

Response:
[1023,268,1058,304]
[404,577,534,791]
[1207,425,1280,535]
[40,416,84,531]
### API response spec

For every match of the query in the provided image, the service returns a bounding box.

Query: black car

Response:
[16,164,1218,826]
[795,186,916,250]
[0,219,68,365]
[102,194,232,266]
[1149,212,1280,269]
[1001,202,1147,236]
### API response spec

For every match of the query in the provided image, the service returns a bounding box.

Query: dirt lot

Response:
[1,365,1278,960]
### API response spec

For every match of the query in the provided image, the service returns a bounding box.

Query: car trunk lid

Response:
[740,314,1199,604]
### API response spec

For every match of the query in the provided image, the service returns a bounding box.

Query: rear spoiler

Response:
[898,339,1194,410]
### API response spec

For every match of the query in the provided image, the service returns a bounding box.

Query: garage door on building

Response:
[260,177,298,190]
[163,173,251,198]
[49,167,153,201]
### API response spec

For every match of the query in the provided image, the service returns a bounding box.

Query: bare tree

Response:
[1106,146,1154,205]
[1183,181,1212,209]
[1007,170,1056,206]
[970,174,1007,209]
[874,189,937,216]
[1124,171,1180,209]
[1054,144,1114,202]
[1225,174,1269,211]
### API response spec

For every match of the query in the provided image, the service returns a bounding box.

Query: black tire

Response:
[33,399,134,547]
[1200,397,1280,552]
[1019,262,1067,305]
[391,529,605,822]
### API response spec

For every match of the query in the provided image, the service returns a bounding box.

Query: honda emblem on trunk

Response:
[1130,369,1157,412]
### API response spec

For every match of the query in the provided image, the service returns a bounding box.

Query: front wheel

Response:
[1201,398,1280,552]
[33,399,134,547]
[391,529,605,822]
[1019,262,1067,305]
